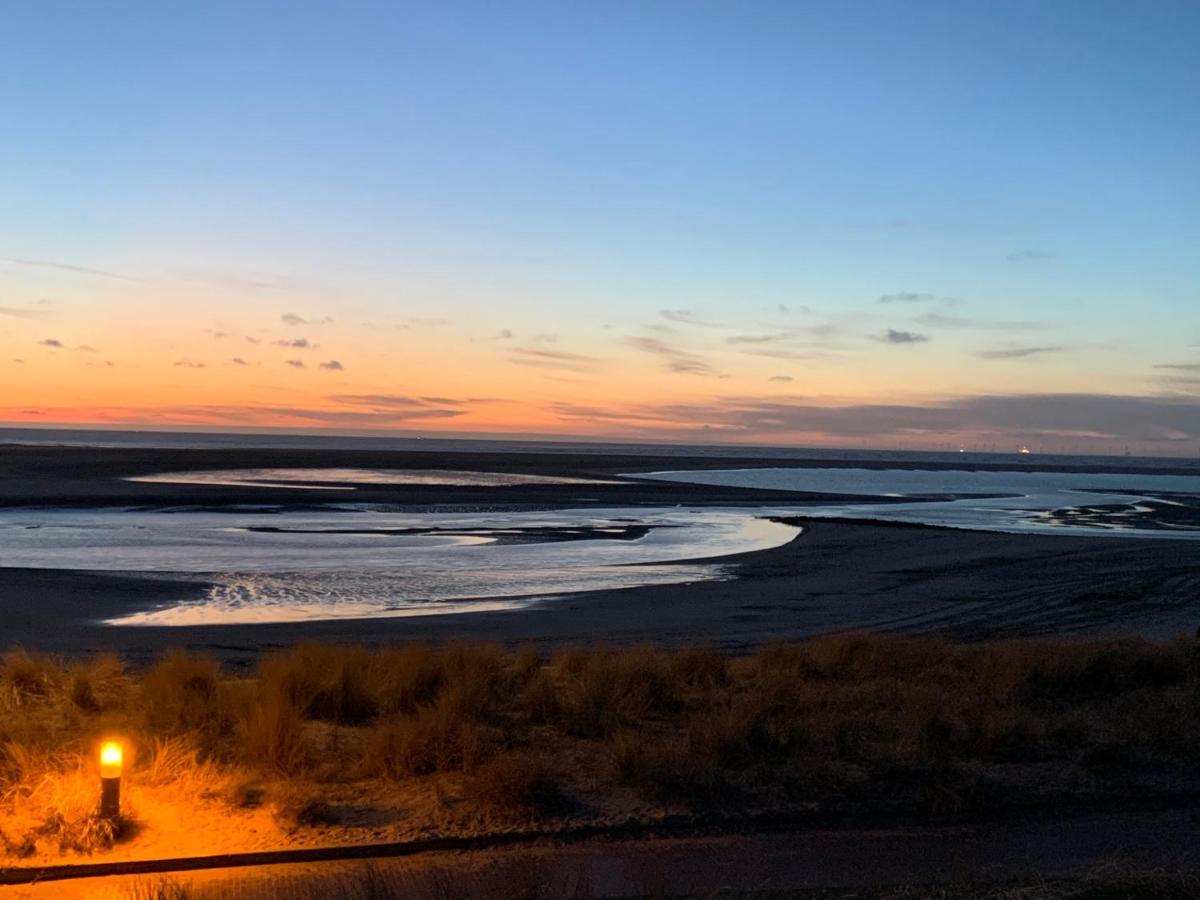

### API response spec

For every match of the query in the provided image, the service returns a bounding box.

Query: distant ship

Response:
[1018,445,1031,454]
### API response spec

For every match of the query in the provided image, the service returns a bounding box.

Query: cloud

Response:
[726,325,839,347]
[874,329,929,345]
[39,338,64,348]
[319,360,344,371]
[6,399,472,428]
[738,348,827,361]
[1,256,140,281]
[626,336,722,376]
[285,359,305,369]
[231,357,249,366]
[173,359,205,368]
[321,394,471,421]
[978,345,1066,360]
[549,392,1200,444]
[726,333,795,345]
[878,292,936,304]
[74,345,97,353]
[660,309,723,328]
[273,338,313,349]
[768,375,793,383]
[0,306,49,319]
[245,336,262,345]
[916,312,1044,331]
[532,333,558,344]
[1154,362,1200,371]
[493,329,514,341]
[508,347,601,372]
[1006,249,1055,262]
[281,313,333,327]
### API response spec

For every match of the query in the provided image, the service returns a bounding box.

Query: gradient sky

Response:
[2,1,1198,451]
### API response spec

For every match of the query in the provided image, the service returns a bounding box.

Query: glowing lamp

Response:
[99,740,123,821]
[100,741,123,778]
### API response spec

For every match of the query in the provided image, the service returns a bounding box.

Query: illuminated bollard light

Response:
[99,740,123,822]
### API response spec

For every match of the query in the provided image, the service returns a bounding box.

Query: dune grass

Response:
[2,634,1199,858]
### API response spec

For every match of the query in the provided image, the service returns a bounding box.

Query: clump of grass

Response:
[466,748,566,814]
[141,650,229,737]
[68,653,129,713]
[259,643,380,724]
[1,649,54,706]
[234,682,308,774]
[360,695,499,779]
[550,645,678,738]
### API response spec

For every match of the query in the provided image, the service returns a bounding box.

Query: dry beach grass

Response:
[2,634,1200,864]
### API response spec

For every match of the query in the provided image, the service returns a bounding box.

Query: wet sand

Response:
[3,520,1198,664]
[1,445,1198,662]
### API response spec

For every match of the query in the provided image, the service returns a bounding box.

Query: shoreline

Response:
[2,443,1197,662]
[5,518,1198,663]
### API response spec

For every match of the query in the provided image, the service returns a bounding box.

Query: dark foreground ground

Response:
[10,808,1200,898]
[1,443,1198,660]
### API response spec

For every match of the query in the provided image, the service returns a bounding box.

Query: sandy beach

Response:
[2,443,1197,661]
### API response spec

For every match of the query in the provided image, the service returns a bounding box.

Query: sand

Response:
[1,444,1198,661]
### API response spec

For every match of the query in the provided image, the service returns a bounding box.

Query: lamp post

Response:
[99,740,122,822]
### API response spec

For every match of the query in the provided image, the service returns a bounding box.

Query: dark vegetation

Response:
[2,634,1200,857]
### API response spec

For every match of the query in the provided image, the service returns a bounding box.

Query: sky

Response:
[2,0,1198,452]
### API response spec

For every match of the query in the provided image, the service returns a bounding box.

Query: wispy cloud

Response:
[627,336,722,376]
[878,291,936,304]
[282,312,334,326]
[231,357,249,366]
[508,347,601,372]
[2,256,140,282]
[660,309,723,328]
[874,329,929,345]
[74,345,97,353]
[273,338,313,349]
[173,359,205,369]
[768,375,793,383]
[39,338,64,348]
[726,324,839,347]
[319,360,344,371]
[285,359,305,369]
[738,348,827,361]
[916,312,1044,331]
[978,345,1065,360]
[0,306,49,319]
[1154,362,1200,371]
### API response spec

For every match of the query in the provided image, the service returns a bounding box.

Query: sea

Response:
[2,427,1198,626]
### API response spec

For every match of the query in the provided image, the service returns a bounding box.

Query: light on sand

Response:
[99,740,123,821]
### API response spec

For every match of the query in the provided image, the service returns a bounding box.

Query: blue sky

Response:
[1,1,1198,450]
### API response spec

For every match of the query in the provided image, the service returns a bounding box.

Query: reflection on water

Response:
[0,507,799,625]
[639,467,1200,538]
[127,468,619,489]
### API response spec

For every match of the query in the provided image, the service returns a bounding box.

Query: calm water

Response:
[3,429,1198,626]
[0,505,798,625]
[640,467,1200,539]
